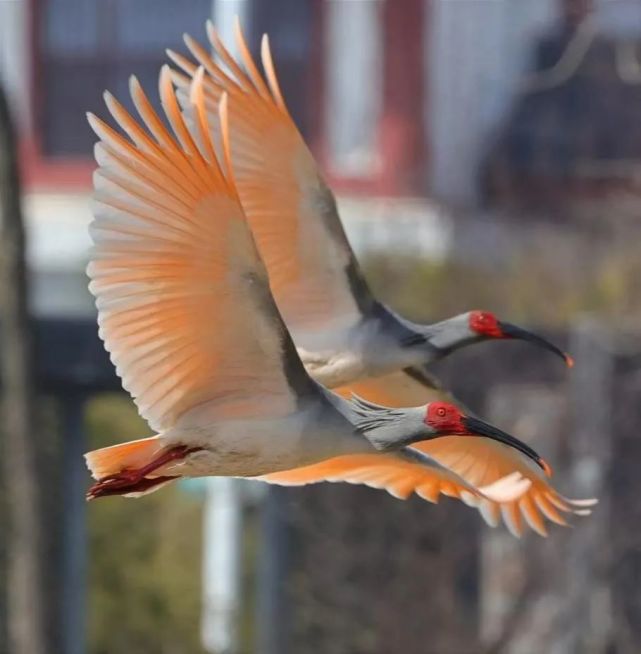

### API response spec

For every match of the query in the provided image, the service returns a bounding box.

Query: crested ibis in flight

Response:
[83,69,545,514]
[159,21,595,536]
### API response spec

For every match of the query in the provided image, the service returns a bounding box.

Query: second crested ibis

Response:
[167,22,572,397]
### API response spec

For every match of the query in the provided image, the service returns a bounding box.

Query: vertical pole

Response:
[562,318,613,653]
[255,487,289,654]
[0,82,50,654]
[201,478,242,654]
[59,395,87,654]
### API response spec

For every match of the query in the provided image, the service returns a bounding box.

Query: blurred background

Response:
[1,0,640,652]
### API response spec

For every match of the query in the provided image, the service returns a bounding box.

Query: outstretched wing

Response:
[316,374,595,536]
[414,437,596,537]
[87,67,315,433]
[259,449,530,505]
[166,20,377,347]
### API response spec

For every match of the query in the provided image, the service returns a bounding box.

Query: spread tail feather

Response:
[85,436,164,480]
[84,438,200,500]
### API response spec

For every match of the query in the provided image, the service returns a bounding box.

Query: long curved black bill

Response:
[462,416,551,476]
[498,322,574,368]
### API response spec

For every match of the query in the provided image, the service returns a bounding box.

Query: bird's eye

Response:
[437,407,446,417]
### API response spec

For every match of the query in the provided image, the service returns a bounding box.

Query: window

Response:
[34,0,211,159]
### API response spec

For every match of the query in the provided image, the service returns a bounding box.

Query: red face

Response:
[469,310,504,338]
[424,402,466,434]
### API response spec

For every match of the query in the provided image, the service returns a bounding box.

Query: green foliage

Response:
[85,395,205,654]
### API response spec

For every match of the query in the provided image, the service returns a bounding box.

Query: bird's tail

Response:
[84,437,198,500]
[85,436,163,479]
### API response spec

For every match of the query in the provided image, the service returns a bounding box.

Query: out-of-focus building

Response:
[5,1,641,289]
[482,0,641,217]
[0,1,214,318]
[0,0,450,306]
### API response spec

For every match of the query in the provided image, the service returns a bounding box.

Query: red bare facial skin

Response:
[424,402,466,434]
[469,310,504,338]
[426,403,554,477]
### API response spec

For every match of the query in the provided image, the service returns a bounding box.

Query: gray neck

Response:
[347,395,429,451]
[412,313,480,358]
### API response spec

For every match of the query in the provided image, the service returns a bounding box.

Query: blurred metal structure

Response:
[0,312,132,654]
[36,319,121,654]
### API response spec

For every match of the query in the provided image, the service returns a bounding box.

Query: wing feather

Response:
[258,451,512,505]
[167,24,376,344]
[87,68,313,433]
[328,373,595,536]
